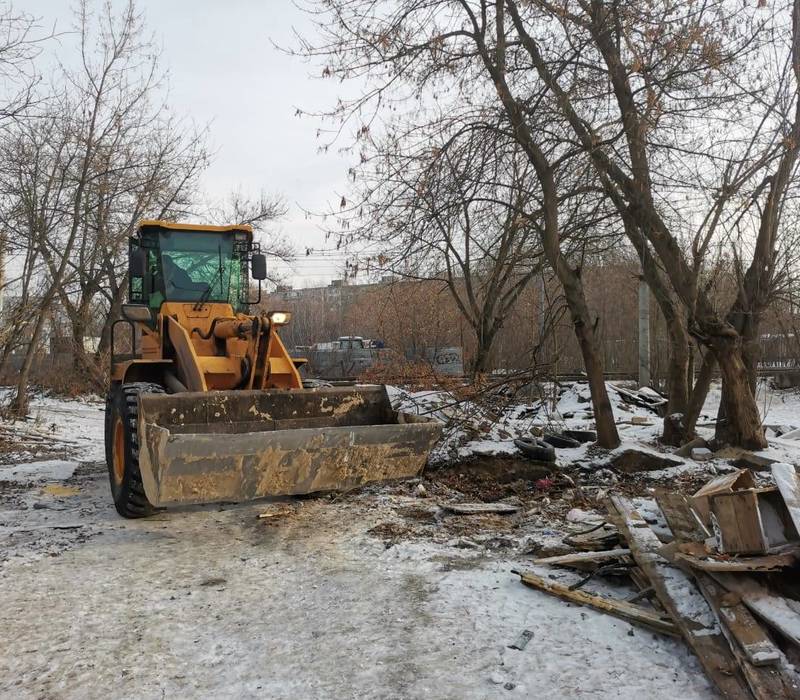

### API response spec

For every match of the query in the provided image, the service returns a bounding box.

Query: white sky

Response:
[26,0,356,288]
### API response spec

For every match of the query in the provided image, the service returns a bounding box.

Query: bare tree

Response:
[206,189,293,285]
[0,0,209,411]
[295,0,800,448]
[344,124,548,375]
[497,0,800,447]
[293,1,624,446]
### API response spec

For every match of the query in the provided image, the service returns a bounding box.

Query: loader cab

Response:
[128,220,267,313]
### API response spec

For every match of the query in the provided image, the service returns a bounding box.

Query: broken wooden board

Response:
[694,574,800,699]
[609,384,667,411]
[692,469,756,526]
[654,488,709,542]
[772,463,800,535]
[532,549,632,567]
[607,495,752,699]
[513,569,678,636]
[442,502,519,515]
[695,575,780,667]
[674,541,797,572]
[562,522,620,551]
[712,573,800,648]
[676,551,797,572]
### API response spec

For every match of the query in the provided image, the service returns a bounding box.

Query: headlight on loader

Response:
[268,311,291,325]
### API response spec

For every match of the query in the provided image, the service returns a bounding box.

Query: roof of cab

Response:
[138,219,253,234]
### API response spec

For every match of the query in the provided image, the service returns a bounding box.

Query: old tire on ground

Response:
[542,432,581,449]
[563,429,597,444]
[514,437,556,463]
[105,381,165,518]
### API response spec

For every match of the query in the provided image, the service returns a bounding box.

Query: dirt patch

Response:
[367,521,416,541]
[394,504,439,524]
[429,456,555,501]
[610,449,683,473]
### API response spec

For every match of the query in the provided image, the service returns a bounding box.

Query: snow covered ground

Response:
[0,465,713,699]
[2,381,797,698]
[391,378,800,480]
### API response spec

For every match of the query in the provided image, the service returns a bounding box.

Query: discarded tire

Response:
[563,429,597,444]
[514,437,556,463]
[542,432,581,449]
[302,378,333,389]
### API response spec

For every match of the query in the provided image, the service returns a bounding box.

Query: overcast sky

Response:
[27,0,355,288]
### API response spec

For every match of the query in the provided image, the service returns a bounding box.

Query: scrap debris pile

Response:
[515,463,800,699]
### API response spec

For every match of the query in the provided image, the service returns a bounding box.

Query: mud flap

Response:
[136,386,441,507]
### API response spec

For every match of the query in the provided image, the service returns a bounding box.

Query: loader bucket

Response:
[136,385,441,507]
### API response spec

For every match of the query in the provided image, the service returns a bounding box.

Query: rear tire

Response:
[105,382,165,518]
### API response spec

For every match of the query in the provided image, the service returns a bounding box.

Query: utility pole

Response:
[638,276,650,387]
[537,274,545,341]
[0,232,5,317]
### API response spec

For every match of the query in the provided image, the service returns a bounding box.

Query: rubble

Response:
[514,465,800,700]
[609,449,684,473]
[712,447,779,472]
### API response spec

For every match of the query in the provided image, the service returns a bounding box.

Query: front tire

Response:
[105,382,165,518]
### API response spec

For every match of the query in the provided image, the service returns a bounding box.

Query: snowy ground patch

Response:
[0,459,79,483]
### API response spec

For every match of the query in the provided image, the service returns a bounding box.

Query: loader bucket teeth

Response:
[135,386,441,507]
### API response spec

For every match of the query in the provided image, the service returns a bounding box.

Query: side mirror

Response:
[130,248,147,278]
[251,253,267,281]
[121,304,152,322]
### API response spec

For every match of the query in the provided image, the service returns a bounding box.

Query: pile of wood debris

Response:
[515,463,800,699]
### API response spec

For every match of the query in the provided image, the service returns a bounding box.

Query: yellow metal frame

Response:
[138,219,253,234]
[114,302,303,392]
[112,222,303,392]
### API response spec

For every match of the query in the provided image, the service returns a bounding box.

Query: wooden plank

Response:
[674,542,796,572]
[442,502,519,515]
[694,574,799,699]
[675,551,796,572]
[513,569,678,636]
[563,524,621,551]
[712,573,800,648]
[692,469,755,525]
[654,488,709,542]
[695,576,780,667]
[607,495,753,699]
[711,491,768,554]
[772,463,800,535]
[532,549,632,567]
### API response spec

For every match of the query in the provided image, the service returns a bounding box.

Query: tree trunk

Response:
[472,321,498,376]
[71,314,105,392]
[10,308,49,417]
[558,264,620,448]
[661,318,691,445]
[684,350,716,438]
[711,337,766,449]
[472,343,493,376]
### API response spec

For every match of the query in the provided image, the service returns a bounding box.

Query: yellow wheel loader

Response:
[105,220,440,518]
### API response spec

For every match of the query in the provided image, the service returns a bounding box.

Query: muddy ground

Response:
[0,452,714,700]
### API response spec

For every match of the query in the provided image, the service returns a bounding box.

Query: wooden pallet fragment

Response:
[694,573,800,699]
[607,495,752,699]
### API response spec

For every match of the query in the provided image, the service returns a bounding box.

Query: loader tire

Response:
[106,382,165,518]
